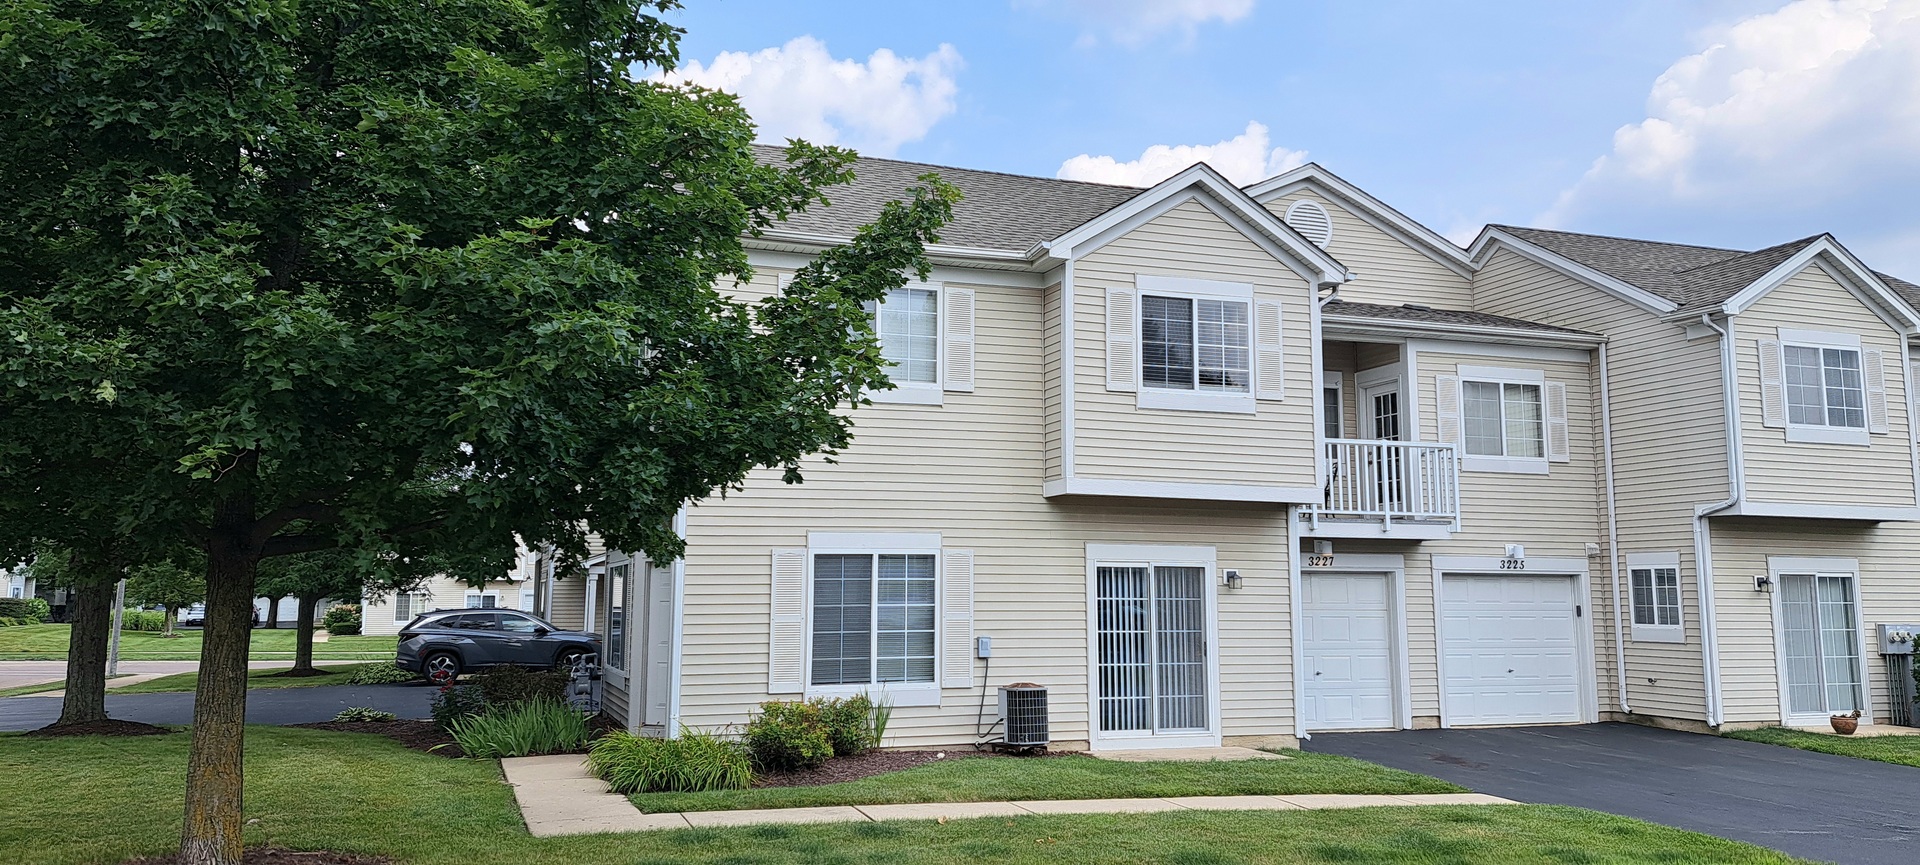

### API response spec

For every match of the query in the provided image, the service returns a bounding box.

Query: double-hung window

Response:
[393,591,430,622]
[1445,365,1565,474]
[1627,553,1683,643]
[811,552,938,692]
[1132,276,1259,414]
[1763,328,1887,445]
[463,592,498,609]
[865,285,941,403]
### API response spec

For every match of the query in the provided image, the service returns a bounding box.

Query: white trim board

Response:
[1407,338,1592,365]
[1043,477,1317,504]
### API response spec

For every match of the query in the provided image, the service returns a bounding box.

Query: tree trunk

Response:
[289,595,319,676]
[180,497,258,865]
[163,607,177,638]
[55,576,114,726]
[263,595,283,628]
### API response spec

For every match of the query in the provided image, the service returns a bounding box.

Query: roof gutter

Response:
[1322,316,1606,349]
[1599,342,1629,718]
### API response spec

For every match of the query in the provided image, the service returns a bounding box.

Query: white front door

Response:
[1440,574,1583,726]
[1302,573,1396,730]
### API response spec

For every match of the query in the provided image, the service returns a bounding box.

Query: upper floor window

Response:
[1760,328,1887,445]
[1783,344,1864,429]
[1141,295,1250,393]
[1462,380,1543,459]
[869,286,940,385]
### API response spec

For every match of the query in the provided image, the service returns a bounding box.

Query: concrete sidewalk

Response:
[500,754,1515,838]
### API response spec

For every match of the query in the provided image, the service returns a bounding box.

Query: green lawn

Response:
[632,751,1459,813]
[0,623,393,661]
[1724,726,1920,768]
[109,663,393,694]
[0,726,1807,865]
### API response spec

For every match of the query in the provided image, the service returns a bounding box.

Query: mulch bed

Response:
[126,848,393,865]
[754,748,1073,789]
[289,719,461,758]
[26,719,173,737]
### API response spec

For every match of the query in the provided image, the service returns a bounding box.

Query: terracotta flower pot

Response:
[1831,714,1860,735]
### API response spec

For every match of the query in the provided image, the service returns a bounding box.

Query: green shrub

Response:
[744,700,833,772]
[589,729,752,794]
[344,662,417,685]
[119,609,165,631]
[0,616,19,628]
[430,683,489,731]
[446,698,591,758]
[817,694,876,757]
[0,597,44,623]
[333,707,397,722]
[473,664,570,708]
[321,604,362,636]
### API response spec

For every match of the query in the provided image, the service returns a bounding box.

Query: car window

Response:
[464,612,502,631]
[497,614,542,634]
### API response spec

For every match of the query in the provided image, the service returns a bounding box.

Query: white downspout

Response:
[1599,343,1629,716]
[1694,313,1742,728]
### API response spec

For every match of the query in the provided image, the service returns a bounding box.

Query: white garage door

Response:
[1440,575,1583,726]
[1303,573,1396,730]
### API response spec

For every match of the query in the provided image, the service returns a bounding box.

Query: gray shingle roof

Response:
[1324,300,1600,338]
[752,144,1142,253]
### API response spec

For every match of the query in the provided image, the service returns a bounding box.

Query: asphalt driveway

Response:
[0,683,434,731]
[1309,723,1920,865]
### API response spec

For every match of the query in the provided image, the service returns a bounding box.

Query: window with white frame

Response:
[866,286,939,386]
[811,553,937,688]
[1626,554,1683,642]
[1322,383,1343,439]
[393,591,430,622]
[464,592,498,609]
[1463,379,1543,459]
[1783,344,1865,429]
[1141,294,1250,394]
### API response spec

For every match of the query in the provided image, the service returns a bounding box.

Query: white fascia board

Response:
[1718,239,1920,330]
[1468,230,1679,315]
[1323,316,1605,350]
[744,249,1046,289]
[1244,167,1477,278]
[1719,502,1920,522]
[744,232,1042,273]
[1043,476,1315,504]
[1042,163,1349,285]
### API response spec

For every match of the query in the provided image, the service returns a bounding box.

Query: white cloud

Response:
[655,37,962,157]
[1056,122,1308,187]
[1543,0,1920,232]
[1016,0,1255,44]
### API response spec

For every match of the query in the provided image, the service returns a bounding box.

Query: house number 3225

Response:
[1499,558,1526,570]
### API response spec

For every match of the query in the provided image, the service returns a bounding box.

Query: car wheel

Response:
[554,648,588,672]
[422,651,461,684]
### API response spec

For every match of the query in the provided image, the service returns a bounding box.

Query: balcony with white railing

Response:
[1302,439,1460,539]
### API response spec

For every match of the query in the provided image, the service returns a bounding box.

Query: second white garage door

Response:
[1302,573,1396,731]
[1440,574,1583,726]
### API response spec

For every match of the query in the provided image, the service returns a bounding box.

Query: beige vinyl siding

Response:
[544,573,589,632]
[1043,281,1064,482]
[1070,197,1318,489]
[1472,246,1722,721]
[680,264,1296,749]
[1708,519,1920,725]
[1409,347,1612,717]
[1263,189,1473,310]
[1733,265,1917,508]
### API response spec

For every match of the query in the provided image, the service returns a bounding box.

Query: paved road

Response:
[0,683,435,730]
[1309,723,1920,865]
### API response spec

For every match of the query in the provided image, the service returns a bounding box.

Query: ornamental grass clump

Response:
[445,698,592,759]
[589,729,752,794]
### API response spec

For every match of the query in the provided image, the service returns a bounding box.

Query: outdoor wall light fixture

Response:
[1223,569,1244,590]
[1754,575,1773,593]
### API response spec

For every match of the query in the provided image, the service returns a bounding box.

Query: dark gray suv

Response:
[395,608,600,681]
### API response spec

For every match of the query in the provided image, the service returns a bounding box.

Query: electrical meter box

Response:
[1878,624,1920,655]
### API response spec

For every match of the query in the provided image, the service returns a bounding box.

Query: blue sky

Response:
[660,1,1920,276]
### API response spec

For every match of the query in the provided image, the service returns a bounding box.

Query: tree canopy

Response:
[0,0,956,861]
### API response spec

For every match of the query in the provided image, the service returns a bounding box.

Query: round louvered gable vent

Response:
[1283,199,1334,248]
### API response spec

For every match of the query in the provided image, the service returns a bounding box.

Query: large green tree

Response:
[0,1,956,862]
[126,554,208,637]
[256,548,425,675]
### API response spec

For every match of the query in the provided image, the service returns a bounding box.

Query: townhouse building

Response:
[529,146,1920,750]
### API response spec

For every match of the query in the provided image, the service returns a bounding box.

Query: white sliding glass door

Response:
[1095,565,1210,739]
[1779,573,1863,719]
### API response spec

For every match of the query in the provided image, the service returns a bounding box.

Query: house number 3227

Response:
[1306,555,1335,567]
[1499,558,1526,570]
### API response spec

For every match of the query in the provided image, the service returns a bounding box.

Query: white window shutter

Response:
[1255,300,1285,401]
[942,287,976,393]
[1545,381,1571,463]
[940,548,974,689]
[1106,288,1137,392]
[1434,374,1463,445]
[1758,338,1786,428]
[1865,348,1889,434]
[769,548,807,694]
[1911,358,1920,441]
